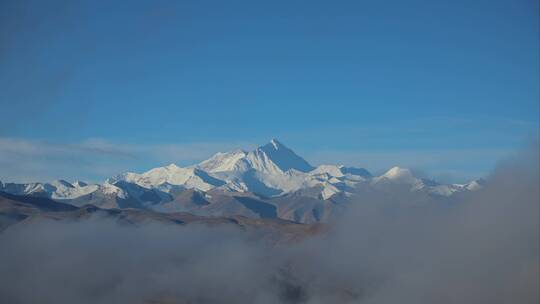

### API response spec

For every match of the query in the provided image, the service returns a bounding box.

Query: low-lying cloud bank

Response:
[0,142,538,304]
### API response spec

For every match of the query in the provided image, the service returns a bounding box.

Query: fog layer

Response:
[0,143,538,304]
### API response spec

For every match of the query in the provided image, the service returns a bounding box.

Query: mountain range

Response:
[0,139,483,224]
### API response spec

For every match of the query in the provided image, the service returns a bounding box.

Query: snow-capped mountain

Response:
[371,166,484,196]
[0,139,484,223]
[108,164,225,192]
[196,139,313,173]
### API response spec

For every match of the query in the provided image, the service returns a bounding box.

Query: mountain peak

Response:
[196,149,248,173]
[51,179,75,188]
[270,138,283,149]
[260,138,287,151]
[166,163,181,170]
[377,166,418,184]
[256,139,314,172]
[72,181,88,188]
[383,166,413,179]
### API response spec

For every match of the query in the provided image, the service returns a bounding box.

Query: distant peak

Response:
[262,138,286,151]
[166,163,181,169]
[383,166,414,180]
[270,138,282,149]
[52,179,74,188]
[384,166,410,176]
[215,148,246,155]
[73,180,88,187]
[255,139,314,172]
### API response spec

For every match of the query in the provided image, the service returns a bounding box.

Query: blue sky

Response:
[0,0,538,183]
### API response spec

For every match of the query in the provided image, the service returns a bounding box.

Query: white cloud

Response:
[0,134,523,184]
[0,137,254,183]
[306,148,514,182]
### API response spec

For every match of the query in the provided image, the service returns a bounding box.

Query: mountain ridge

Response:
[0,139,484,223]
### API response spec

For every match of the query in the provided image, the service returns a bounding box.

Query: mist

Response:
[0,143,538,304]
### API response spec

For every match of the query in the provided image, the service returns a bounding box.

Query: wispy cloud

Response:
[306,147,515,182]
[0,131,533,184]
[0,137,254,183]
[286,115,538,182]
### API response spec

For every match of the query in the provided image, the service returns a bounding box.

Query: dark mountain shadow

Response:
[234,196,277,219]
[174,189,210,206]
[113,180,172,205]
[0,191,77,212]
[193,168,226,187]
